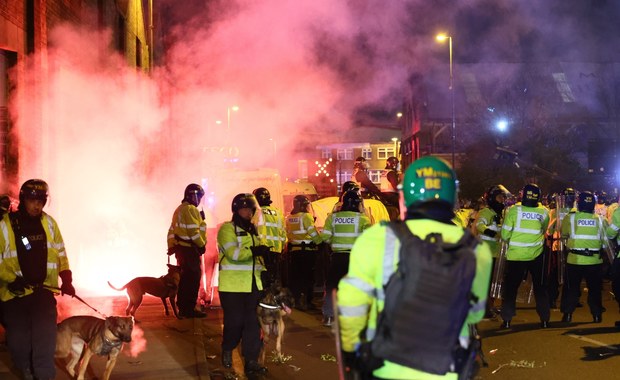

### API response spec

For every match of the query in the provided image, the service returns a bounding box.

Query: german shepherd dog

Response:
[257,282,294,362]
[107,264,182,319]
[55,315,134,380]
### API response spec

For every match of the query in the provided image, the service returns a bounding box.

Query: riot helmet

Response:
[563,188,576,208]
[341,190,362,212]
[183,183,205,207]
[577,191,595,213]
[341,181,360,195]
[19,179,49,205]
[292,195,311,214]
[385,156,399,170]
[596,191,607,205]
[252,187,272,206]
[401,156,457,209]
[484,184,510,214]
[353,157,367,170]
[231,193,258,214]
[521,183,541,207]
[0,194,11,216]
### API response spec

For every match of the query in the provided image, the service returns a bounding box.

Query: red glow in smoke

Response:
[128,323,147,358]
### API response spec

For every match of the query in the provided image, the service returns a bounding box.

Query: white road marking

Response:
[566,334,619,350]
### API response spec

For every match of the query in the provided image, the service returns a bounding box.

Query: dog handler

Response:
[217,193,270,378]
[0,179,76,380]
[167,183,207,318]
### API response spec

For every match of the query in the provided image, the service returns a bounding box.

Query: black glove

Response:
[166,246,177,256]
[196,245,206,255]
[251,245,270,258]
[483,228,497,238]
[59,270,76,297]
[493,214,501,224]
[8,276,28,295]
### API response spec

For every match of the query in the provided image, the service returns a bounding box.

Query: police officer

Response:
[319,190,371,327]
[0,179,75,380]
[252,187,287,288]
[167,183,207,318]
[285,195,323,310]
[380,156,400,207]
[606,199,620,327]
[475,185,510,317]
[546,188,576,309]
[352,156,382,199]
[337,156,492,380]
[500,183,551,328]
[560,191,606,323]
[217,193,269,377]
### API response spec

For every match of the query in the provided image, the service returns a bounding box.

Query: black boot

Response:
[500,320,511,329]
[561,313,572,323]
[540,320,549,328]
[245,360,268,377]
[222,350,232,369]
[593,315,602,323]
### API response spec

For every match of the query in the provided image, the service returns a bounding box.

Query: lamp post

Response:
[436,34,455,168]
[227,105,239,130]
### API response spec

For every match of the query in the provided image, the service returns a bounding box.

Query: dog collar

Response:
[259,302,280,310]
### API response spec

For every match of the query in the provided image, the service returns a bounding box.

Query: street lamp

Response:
[227,105,239,130]
[391,137,399,157]
[436,33,455,168]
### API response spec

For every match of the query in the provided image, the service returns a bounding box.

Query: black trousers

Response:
[290,249,317,303]
[612,258,620,312]
[219,286,261,363]
[561,263,603,316]
[175,247,202,313]
[322,252,350,318]
[500,253,550,322]
[4,288,57,380]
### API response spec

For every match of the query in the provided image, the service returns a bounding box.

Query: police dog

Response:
[107,264,181,319]
[55,315,134,380]
[257,282,294,362]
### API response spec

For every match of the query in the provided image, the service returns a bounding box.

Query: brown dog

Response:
[107,264,181,319]
[55,315,134,380]
[257,282,294,362]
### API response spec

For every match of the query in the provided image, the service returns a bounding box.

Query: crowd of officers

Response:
[456,184,620,330]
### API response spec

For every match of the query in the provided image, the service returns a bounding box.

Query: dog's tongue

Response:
[283,305,292,315]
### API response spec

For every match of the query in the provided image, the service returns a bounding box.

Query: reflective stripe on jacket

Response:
[606,207,620,259]
[562,212,604,265]
[475,207,501,257]
[167,202,206,249]
[285,212,322,247]
[337,220,492,380]
[0,213,70,301]
[256,206,287,253]
[216,221,263,293]
[501,204,550,261]
[320,211,371,252]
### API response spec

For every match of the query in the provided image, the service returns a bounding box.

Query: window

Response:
[362,148,372,160]
[377,147,395,159]
[337,148,353,160]
[338,171,352,185]
[321,149,332,159]
[369,170,382,184]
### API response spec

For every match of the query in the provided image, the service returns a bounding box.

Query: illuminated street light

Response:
[396,112,403,118]
[436,33,455,168]
[496,119,509,132]
[227,105,239,130]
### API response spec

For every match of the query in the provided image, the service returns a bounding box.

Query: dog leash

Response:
[44,285,108,318]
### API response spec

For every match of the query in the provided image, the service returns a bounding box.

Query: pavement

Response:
[0,295,212,380]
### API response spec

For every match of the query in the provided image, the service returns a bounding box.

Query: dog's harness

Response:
[100,336,123,355]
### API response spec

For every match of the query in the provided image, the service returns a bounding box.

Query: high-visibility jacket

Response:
[607,202,619,223]
[379,169,398,193]
[0,213,70,302]
[561,212,604,265]
[454,208,474,229]
[475,207,502,257]
[256,205,287,253]
[217,221,264,293]
[547,207,575,251]
[501,204,550,261]
[606,207,620,259]
[338,219,492,380]
[285,212,322,250]
[167,201,206,250]
[320,211,371,252]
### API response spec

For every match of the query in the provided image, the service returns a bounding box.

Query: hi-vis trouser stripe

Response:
[569,214,601,241]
